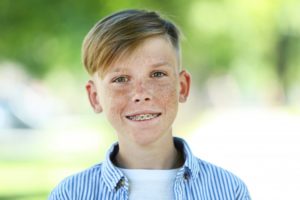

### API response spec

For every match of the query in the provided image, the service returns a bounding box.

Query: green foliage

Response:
[1,0,300,99]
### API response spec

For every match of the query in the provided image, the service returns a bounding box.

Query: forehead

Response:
[104,36,179,74]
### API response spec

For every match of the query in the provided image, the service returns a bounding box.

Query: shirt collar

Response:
[173,137,201,180]
[101,137,200,191]
[101,143,129,192]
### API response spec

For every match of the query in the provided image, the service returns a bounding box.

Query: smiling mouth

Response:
[126,113,161,121]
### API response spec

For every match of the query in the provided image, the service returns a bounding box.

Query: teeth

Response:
[128,113,159,121]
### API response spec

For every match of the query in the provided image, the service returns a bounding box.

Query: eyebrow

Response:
[111,61,171,73]
[150,61,171,68]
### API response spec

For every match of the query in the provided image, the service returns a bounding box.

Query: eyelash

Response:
[112,76,129,83]
[112,71,167,83]
[151,71,167,78]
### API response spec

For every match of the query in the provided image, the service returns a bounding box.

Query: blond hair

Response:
[82,9,181,77]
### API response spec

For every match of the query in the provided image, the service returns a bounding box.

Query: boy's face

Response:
[86,36,191,146]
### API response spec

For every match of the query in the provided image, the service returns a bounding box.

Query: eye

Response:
[112,76,129,83]
[151,71,167,78]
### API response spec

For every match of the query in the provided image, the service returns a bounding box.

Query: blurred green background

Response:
[0,0,300,199]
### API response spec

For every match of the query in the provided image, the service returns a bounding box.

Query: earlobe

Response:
[86,80,103,113]
[179,70,191,103]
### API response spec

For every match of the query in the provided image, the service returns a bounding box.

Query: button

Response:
[120,178,125,186]
[115,177,125,191]
[183,172,190,180]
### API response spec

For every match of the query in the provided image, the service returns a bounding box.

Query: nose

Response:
[134,96,151,103]
[132,81,152,103]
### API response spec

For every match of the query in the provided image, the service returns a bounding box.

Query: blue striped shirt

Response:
[49,137,251,199]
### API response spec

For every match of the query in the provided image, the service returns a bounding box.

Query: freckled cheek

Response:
[152,82,179,111]
[152,81,178,99]
[102,87,129,114]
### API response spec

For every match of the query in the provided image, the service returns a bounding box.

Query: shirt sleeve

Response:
[48,180,71,200]
[235,179,251,200]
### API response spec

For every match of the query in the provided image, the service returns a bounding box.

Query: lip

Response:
[125,110,162,117]
[125,110,162,122]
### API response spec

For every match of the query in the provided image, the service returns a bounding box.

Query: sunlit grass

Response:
[0,161,84,198]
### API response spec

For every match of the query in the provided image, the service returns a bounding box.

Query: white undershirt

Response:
[119,168,179,200]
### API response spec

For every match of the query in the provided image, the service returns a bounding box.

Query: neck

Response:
[114,136,183,169]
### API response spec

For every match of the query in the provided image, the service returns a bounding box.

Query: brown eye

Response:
[152,71,167,78]
[113,76,129,83]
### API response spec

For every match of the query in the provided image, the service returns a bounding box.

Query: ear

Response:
[178,70,191,103]
[86,80,103,113]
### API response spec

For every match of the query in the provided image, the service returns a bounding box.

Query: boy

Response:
[49,9,251,200]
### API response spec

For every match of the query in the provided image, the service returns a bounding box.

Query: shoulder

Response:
[48,163,103,200]
[196,159,251,199]
[198,159,244,185]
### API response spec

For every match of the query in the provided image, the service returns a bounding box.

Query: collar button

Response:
[115,177,125,191]
[183,172,190,180]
